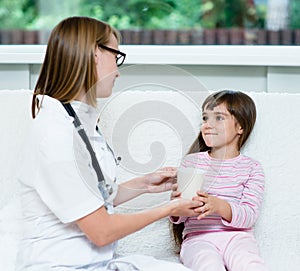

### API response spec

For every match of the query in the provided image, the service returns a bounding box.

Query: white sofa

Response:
[0,89,299,271]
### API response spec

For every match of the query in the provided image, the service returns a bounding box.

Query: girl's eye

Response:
[216,115,224,121]
[202,116,208,121]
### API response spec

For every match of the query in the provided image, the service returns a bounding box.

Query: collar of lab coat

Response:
[71,100,100,137]
[38,95,101,137]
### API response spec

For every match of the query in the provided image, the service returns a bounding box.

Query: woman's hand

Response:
[167,197,203,218]
[193,191,232,222]
[114,167,177,206]
[143,167,177,193]
[169,184,204,222]
[170,183,181,200]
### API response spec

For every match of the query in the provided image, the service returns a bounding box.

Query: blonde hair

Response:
[32,16,120,118]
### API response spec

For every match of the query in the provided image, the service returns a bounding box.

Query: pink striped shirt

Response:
[171,151,265,239]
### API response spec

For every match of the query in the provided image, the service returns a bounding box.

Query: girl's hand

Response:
[143,167,177,193]
[192,191,216,219]
[193,191,232,222]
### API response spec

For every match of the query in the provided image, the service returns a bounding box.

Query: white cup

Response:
[177,167,205,199]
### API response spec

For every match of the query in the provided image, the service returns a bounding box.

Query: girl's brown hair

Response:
[171,90,257,250]
[32,16,120,118]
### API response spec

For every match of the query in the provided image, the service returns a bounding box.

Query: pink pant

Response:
[180,231,268,271]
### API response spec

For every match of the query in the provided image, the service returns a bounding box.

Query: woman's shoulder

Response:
[31,96,75,145]
[36,96,72,124]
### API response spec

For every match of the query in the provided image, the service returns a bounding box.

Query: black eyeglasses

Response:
[98,44,126,67]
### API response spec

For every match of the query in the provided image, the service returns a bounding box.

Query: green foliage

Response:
[79,0,182,29]
[290,0,300,29]
[199,0,259,28]
[0,0,267,30]
[255,3,266,28]
[0,0,37,29]
[28,0,81,29]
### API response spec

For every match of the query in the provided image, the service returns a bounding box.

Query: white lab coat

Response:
[15,95,190,271]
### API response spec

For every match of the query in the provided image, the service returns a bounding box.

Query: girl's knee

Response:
[181,243,225,271]
[224,233,268,271]
[226,252,268,271]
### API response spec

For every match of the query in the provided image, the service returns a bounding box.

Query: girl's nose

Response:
[202,120,214,129]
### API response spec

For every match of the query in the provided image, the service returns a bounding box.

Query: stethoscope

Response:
[62,103,120,202]
[96,126,121,168]
[95,125,121,196]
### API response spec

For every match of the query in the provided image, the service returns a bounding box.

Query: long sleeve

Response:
[170,216,187,224]
[176,152,266,238]
[222,162,265,228]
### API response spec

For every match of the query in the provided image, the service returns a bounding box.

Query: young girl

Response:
[171,90,268,271]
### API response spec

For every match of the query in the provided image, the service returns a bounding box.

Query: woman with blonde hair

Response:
[16,16,200,270]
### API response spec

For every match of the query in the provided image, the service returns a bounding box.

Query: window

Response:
[0,0,299,45]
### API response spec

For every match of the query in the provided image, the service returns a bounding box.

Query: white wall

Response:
[1,45,300,93]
